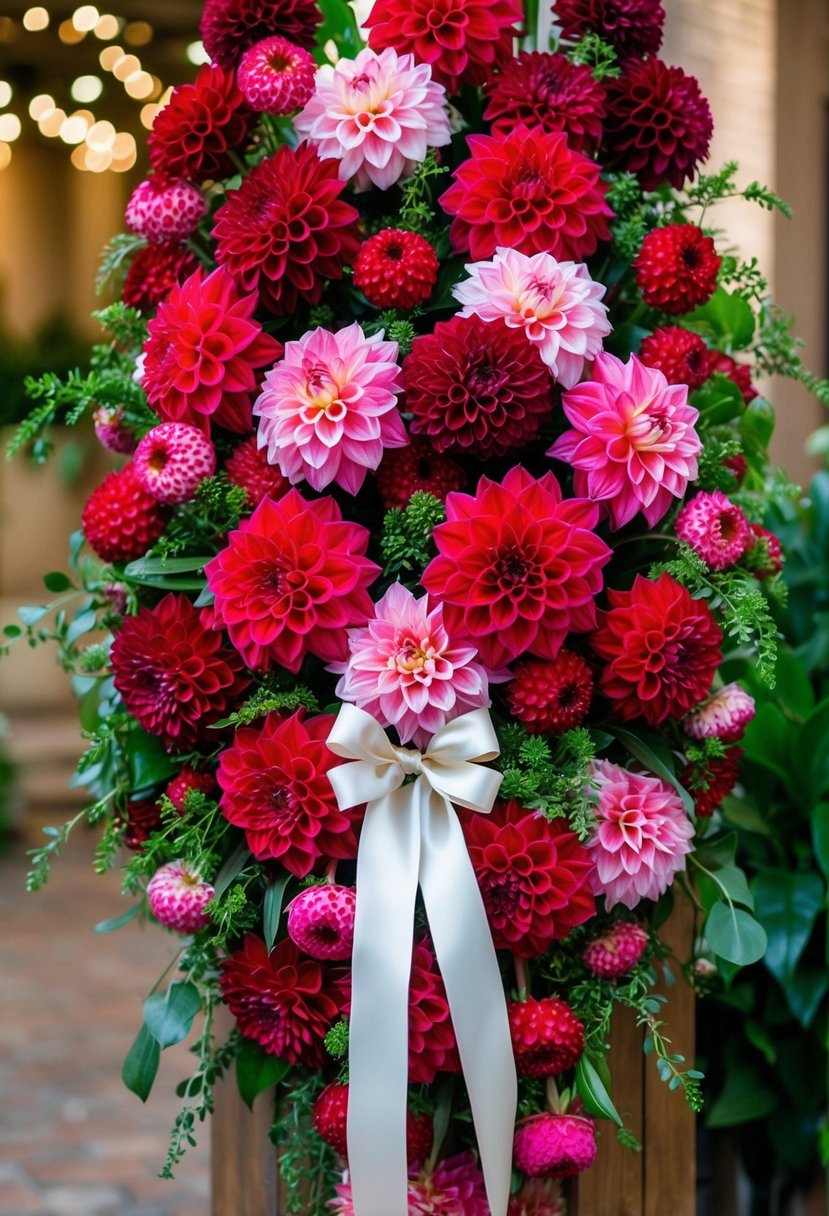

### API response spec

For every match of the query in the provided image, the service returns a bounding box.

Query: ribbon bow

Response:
[327,703,518,1216]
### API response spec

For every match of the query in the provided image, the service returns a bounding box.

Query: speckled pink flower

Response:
[331,582,488,748]
[683,682,756,743]
[586,760,694,909]
[332,1152,490,1216]
[548,352,701,530]
[452,247,611,388]
[294,46,451,192]
[253,323,407,496]
[675,489,753,570]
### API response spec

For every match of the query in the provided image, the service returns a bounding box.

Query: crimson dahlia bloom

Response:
[422,467,611,671]
[554,0,665,61]
[205,491,379,672]
[484,52,606,151]
[148,65,256,185]
[121,243,199,314]
[634,224,721,315]
[200,0,321,69]
[407,940,462,1083]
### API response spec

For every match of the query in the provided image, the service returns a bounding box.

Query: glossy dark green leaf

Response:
[122,1023,160,1102]
[123,555,211,576]
[3,624,22,638]
[212,842,252,901]
[314,0,362,60]
[751,869,824,982]
[43,571,73,593]
[704,902,767,966]
[264,872,291,952]
[782,966,828,1029]
[127,727,177,790]
[706,1060,778,1127]
[143,981,202,1049]
[575,1055,622,1126]
[235,1038,290,1110]
[740,397,776,454]
[687,287,756,349]
[690,374,745,425]
[741,703,793,787]
[810,803,829,881]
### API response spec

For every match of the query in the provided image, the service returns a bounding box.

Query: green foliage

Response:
[96,232,146,295]
[566,31,620,78]
[497,723,598,838]
[395,151,449,238]
[211,678,321,729]
[381,491,445,580]
[0,312,89,428]
[271,1073,340,1215]
[151,476,248,563]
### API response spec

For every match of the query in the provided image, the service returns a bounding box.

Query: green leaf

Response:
[695,863,754,913]
[122,1023,160,1102]
[704,901,767,966]
[235,1038,290,1110]
[690,374,745,425]
[143,981,202,1049]
[314,0,362,59]
[212,841,252,901]
[123,555,212,576]
[18,605,49,626]
[751,869,824,983]
[693,832,737,870]
[127,727,177,790]
[608,726,694,815]
[811,803,829,881]
[740,397,776,456]
[741,703,793,787]
[95,904,141,933]
[770,647,815,718]
[66,607,98,645]
[3,624,22,638]
[687,286,756,349]
[264,872,291,952]
[706,1061,778,1127]
[782,966,828,1029]
[43,571,73,593]
[575,1054,623,1126]
[795,701,829,804]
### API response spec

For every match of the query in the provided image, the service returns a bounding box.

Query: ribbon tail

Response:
[418,791,517,1216]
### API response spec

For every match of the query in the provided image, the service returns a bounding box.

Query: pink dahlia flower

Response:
[331,582,488,749]
[586,759,694,909]
[683,682,756,743]
[253,323,406,496]
[332,1152,490,1216]
[548,351,701,530]
[675,489,753,571]
[452,247,611,388]
[294,47,451,192]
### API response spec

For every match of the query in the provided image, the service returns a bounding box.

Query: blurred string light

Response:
[0,81,12,107]
[22,8,50,33]
[70,74,103,103]
[186,41,210,65]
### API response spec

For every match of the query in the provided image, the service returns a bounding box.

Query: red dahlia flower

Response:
[374,436,466,510]
[217,710,357,876]
[212,143,361,316]
[121,242,199,314]
[441,127,613,262]
[462,800,595,958]
[110,593,250,753]
[200,0,321,69]
[403,315,554,459]
[484,53,606,151]
[746,524,784,579]
[706,351,759,403]
[554,0,665,61]
[508,996,585,1077]
[220,935,341,1067]
[421,467,611,671]
[122,798,162,851]
[224,436,291,506]
[364,0,522,94]
[591,573,723,726]
[204,490,379,672]
[81,464,170,564]
[681,746,744,817]
[353,229,439,312]
[407,940,461,1083]
[148,64,256,185]
[141,267,282,435]
[507,651,594,735]
[634,224,721,315]
[638,326,710,389]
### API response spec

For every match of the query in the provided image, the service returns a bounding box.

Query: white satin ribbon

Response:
[326,703,517,1216]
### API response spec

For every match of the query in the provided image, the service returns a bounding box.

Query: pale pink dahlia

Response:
[332,582,488,749]
[675,489,753,571]
[586,759,694,910]
[548,352,701,530]
[683,682,756,743]
[253,323,406,495]
[452,247,611,388]
[294,47,451,191]
[332,1152,490,1216]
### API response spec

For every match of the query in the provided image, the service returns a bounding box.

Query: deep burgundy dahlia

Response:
[364,0,522,94]
[554,0,665,61]
[408,940,462,1083]
[81,464,170,564]
[746,523,784,579]
[634,224,721,315]
[212,143,361,316]
[220,935,341,1067]
[591,573,723,726]
[110,593,250,753]
[374,436,466,510]
[507,651,594,735]
[602,59,712,191]
[484,53,606,151]
[441,127,613,262]
[200,0,321,69]
[681,746,744,817]
[224,435,291,506]
[403,316,554,460]
[122,798,162,850]
[121,242,200,314]
[217,710,358,876]
[148,64,256,185]
[462,800,596,957]
[706,351,758,403]
[638,326,710,389]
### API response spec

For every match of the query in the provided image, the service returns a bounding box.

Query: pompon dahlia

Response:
[582,920,649,977]
[200,0,321,69]
[225,436,291,506]
[148,64,256,185]
[237,36,316,114]
[452,248,610,388]
[602,59,713,191]
[706,351,759,403]
[110,593,250,753]
[364,0,522,94]
[462,800,596,957]
[212,143,361,316]
[554,0,665,62]
[507,651,594,735]
[220,935,340,1067]
[513,1113,597,1179]
[682,746,744,818]
[332,1153,489,1216]
[93,405,136,455]
[638,326,710,390]
[408,940,461,1083]
[133,423,217,505]
[353,229,439,311]
[422,467,611,672]
[331,582,488,749]
[403,316,554,460]
[165,767,218,813]
[121,242,199,314]
[205,491,379,672]
[253,323,406,495]
[217,711,356,875]
[684,682,756,743]
[441,127,613,262]
[634,224,721,315]
[294,48,452,192]
[548,351,701,530]
[142,267,282,435]
[587,760,694,909]
[675,490,753,571]
[313,1083,433,1164]
[81,465,170,564]
[591,574,722,726]
[509,1179,566,1216]
[287,885,356,960]
[146,861,214,934]
[483,52,606,151]
[374,437,466,510]
[125,176,206,244]
[508,997,585,1077]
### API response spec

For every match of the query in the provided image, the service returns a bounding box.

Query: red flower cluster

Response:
[707,351,758,403]
[200,0,321,69]
[507,651,594,735]
[148,65,256,184]
[224,436,290,506]
[353,229,439,312]
[484,52,606,151]
[81,464,170,564]
[681,746,744,817]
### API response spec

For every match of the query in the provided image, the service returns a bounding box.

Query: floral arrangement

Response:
[8,0,821,1211]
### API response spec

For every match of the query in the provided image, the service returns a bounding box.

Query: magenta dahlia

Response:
[554,0,665,61]
[132,423,217,505]
[146,861,214,934]
[675,490,753,571]
[125,175,206,245]
[237,36,316,114]
[484,52,606,151]
[374,437,466,510]
[582,920,649,977]
[200,0,321,68]
[332,1153,489,1216]
[407,940,461,1083]
[148,64,256,185]
[121,242,199,314]
[634,224,721,315]
[684,682,756,743]
[639,326,710,390]
[287,885,356,961]
[513,1113,597,1179]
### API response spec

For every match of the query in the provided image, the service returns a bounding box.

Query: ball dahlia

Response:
[166,768,218,813]
[513,1113,597,1179]
[125,175,206,245]
[638,326,710,390]
[253,323,406,495]
[224,436,290,507]
[422,467,611,672]
[146,861,214,934]
[212,142,361,316]
[554,0,665,61]
[332,1152,489,1216]
[634,224,721,315]
[548,351,702,530]
[508,997,585,1077]
[462,799,596,957]
[142,267,282,435]
[220,935,340,1067]
[148,64,256,185]
[582,920,649,977]
[682,747,744,818]
[441,127,613,262]
[133,423,217,505]
[81,464,170,564]
[374,438,466,510]
[121,242,199,314]
[684,682,756,743]
[483,52,606,151]
[200,0,321,68]
[294,47,452,192]
[313,1083,433,1164]
[205,491,379,672]
[287,885,356,961]
[675,489,753,571]
[591,573,723,726]
[706,350,759,403]
[110,593,249,753]
[364,0,522,94]
[237,36,316,114]
[452,247,611,388]
[507,651,594,735]
[403,316,554,460]
[353,229,439,311]
[407,940,461,1083]
[122,798,162,851]
[586,759,694,908]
